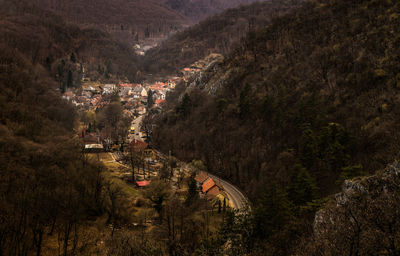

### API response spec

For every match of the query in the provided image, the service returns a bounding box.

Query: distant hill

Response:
[31,0,190,42]
[155,0,260,21]
[142,0,304,76]
[0,0,140,82]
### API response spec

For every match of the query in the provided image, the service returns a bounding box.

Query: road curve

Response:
[208,174,249,211]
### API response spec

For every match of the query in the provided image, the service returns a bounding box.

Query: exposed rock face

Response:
[309,163,400,255]
[185,54,225,94]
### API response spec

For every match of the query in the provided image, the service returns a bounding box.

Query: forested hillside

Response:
[143,0,303,75]
[31,0,189,41]
[155,0,259,21]
[0,0,136,254]
[148,0,400,253]
[0,0,141,84]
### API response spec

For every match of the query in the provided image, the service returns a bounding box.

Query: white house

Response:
[103,84,116,94]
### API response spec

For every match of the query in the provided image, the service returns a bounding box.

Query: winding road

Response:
[208,174,249,211]
[124,115,249,211]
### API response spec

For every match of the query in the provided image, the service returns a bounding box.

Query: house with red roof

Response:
[202,178,216,193]
[119,83,141,97]
[136,180,150,187]
[120,83,141,88]
[155,99,165,106]
[195,171,210,185]
[206,185,221,198]
[130,139,148,151]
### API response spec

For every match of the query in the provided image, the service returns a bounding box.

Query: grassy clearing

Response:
[98,152,114,162]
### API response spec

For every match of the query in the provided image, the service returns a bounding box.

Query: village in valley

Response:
[60,58,235,224]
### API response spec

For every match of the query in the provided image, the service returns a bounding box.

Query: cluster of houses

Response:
[195,171,231,207]
[62,85,105,109]
[63,53,220,113]
[62,79,180,114]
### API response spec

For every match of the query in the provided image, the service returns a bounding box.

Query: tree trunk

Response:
[63,222,72,256]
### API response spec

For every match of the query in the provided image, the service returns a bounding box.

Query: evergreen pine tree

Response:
[70,53,76,63]
[147,89,154,109]
[253,184,292,239]
[67,70,73,87]
[185,177,198,206]
[288,164,317,207]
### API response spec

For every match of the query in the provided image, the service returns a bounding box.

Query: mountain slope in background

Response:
[1,0,140,82]
[156,0,259,21]
[31,0,190,42]
[142,0,304,76]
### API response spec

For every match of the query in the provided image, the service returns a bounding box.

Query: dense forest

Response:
[148,0,400,254]
[31,0,189,42]
[0,27,103,256]
[155,0,259,21]
[0,0,136,254]
[0,0,142,83]
[143,0,303,75]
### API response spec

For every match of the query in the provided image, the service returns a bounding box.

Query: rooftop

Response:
[202,178,215,193]
[195,171,209,184]
[136,180,150,187]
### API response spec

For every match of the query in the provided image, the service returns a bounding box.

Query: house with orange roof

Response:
[195,171,210,185]
[136,180,150,187]
[155,99,165,105]
[130,139,148,152]
[120,83,141,88]
[206,185,220,198]
[202,178,215,193]
[149,82,168,91]
[119,83,141,97]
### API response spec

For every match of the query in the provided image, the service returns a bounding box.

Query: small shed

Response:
[136,180,150,187]
[84,144,104,153]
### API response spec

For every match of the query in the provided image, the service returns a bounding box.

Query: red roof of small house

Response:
[206,185,220,198]
[136,180,150,187]
[195,171,209,184]
[150,82,167,91]
[120,83,141,88]
[202,178,215,193]
[130,139,147,151]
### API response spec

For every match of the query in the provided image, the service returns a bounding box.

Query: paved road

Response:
[208,174,249,211]
[128,115,144,142]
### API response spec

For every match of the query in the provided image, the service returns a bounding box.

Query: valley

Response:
[1,0,400,255]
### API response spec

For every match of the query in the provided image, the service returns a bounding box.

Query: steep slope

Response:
[31,0,190,42]
[0,2,141,253]
[148,0,400,253]
[142,0,304,75]
[0,1,101,255]
[0,0,140,82]
[156,0,259,21]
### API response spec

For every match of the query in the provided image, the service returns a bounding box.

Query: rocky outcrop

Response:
[309,163,400,255]
[185,54,225,94]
